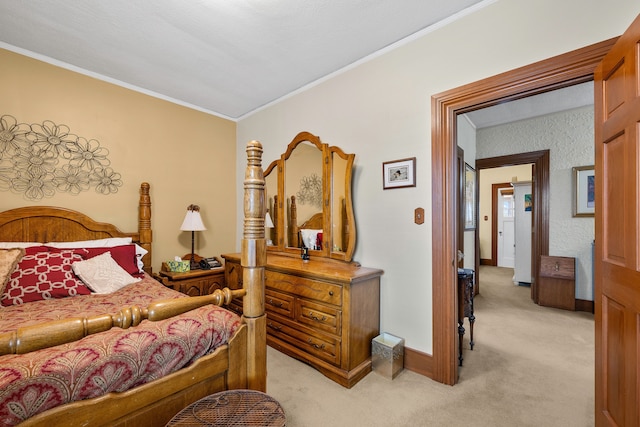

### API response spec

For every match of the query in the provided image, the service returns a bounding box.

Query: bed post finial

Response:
[242,140,267,391]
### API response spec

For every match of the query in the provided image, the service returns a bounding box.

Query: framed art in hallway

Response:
[573,165,594,217]
[383,157,416,189]
[464,163,476,230]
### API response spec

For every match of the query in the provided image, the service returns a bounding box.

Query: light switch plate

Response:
[414,207,425,225]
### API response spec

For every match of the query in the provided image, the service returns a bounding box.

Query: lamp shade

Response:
[180,207,206,231]
[265,211,274,228]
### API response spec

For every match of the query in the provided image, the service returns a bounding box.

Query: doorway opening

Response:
[431,38,616,386]
[476,152,547,302]
[497,185,514,269]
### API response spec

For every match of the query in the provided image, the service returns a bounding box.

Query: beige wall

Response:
[0,49,237,272]
[237,0,639,354]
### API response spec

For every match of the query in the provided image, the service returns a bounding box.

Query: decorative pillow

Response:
[72,251,141,294]
[1,248,91,306]
[0,248,25,293]
[23,246,52,255]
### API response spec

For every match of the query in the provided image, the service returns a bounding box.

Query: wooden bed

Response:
[0,141,267,426]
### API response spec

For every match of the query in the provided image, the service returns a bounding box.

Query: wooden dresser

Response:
[222,252,382,388]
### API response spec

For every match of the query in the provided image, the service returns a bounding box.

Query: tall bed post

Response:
[242,140,267,391]
[138,182,152,273]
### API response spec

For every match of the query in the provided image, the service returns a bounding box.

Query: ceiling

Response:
[464,81,594,129]
[0,0,485,120]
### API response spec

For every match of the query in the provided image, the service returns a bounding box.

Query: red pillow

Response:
[45,244,142,278]
[23,246,50,255]
[83,245,143,278]
[1,247,91,306]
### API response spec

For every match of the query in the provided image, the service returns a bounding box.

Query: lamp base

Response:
[189,259,200,270]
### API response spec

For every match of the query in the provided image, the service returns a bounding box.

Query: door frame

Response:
[431,38,617,385]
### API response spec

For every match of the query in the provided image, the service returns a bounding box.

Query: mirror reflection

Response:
[285,141,323,249]
[332,152,348,252]
[266,131,356,262]
[264,161,278,246]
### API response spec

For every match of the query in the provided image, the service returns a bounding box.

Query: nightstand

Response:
[156,257,225,297]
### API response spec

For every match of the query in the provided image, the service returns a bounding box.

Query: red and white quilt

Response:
[0,276,241,426]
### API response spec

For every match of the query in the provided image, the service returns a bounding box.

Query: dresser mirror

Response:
[264,131,356,262]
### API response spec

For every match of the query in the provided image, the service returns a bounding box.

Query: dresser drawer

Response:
[265,288,295,319]
[267,315,341,365]
[266,271,342,306]
[296,299,341,336]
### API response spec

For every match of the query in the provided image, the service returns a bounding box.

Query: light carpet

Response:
[266,266,594,427]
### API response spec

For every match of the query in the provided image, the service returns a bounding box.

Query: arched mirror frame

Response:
[265,131,356,262]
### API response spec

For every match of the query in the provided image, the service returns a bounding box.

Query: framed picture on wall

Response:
[464,163,476,230]
[573,165,595,217]
[382,157,416,189]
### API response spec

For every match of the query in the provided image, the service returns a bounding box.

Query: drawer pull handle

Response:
[309,311,327,322]
[554,262,560,271]
[329,291,334,296]
[308,339,325,350]
[268,299,283,308]
[268,322,281,331]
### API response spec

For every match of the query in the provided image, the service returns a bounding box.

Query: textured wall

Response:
[477,106,594,300]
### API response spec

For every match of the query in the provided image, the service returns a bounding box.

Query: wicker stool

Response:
[166,389,286,426]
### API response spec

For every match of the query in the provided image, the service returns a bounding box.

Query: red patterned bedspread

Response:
[0,276,241,426]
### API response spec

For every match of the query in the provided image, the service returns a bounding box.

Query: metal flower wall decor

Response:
[0,115,122,200]
[296,173,322,209]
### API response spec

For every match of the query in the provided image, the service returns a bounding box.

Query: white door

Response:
[512,182,533,284]
[498,190,515,268]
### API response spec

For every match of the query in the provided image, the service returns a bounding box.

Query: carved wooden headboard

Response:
[0,182,153,272]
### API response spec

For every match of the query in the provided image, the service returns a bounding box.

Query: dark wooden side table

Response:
[165,389,286,426]
[538,255,575,310]
[156,262,225,297]
[457,268,476,367]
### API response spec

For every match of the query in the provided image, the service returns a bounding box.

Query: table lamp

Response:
[180,204,206,270]
[265,211,274,246]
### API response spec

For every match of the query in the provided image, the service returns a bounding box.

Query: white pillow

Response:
[0,242,44,248]
[72,251,141,294]
[300,229,322,249]
[133,244,148,272]
[45,237,133,248]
